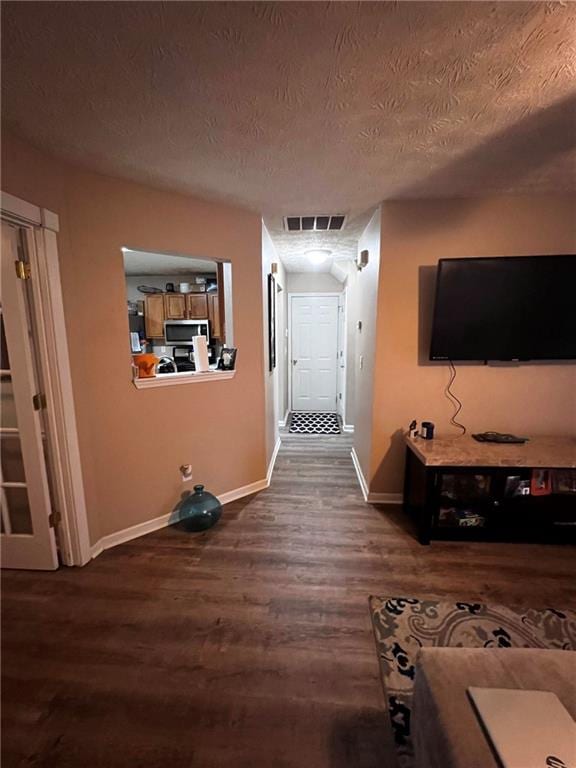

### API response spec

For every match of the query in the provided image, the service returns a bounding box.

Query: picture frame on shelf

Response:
[218,347,237,371]
[268,273,276,371]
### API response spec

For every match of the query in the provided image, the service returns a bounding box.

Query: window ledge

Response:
[133,369,236,389]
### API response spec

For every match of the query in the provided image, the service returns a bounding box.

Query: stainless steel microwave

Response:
[164,319,210,346]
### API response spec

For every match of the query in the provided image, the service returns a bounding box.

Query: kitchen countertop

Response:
[133,368,235,389]
[405,434,576,468]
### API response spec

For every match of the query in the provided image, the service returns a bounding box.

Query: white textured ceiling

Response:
[2,2,575,272]
[123,249,217,276]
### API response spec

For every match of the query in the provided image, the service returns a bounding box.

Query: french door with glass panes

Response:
[1,221,58,569]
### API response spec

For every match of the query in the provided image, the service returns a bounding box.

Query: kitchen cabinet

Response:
[164,293,186,320]
[144,291,221,338]
[186,294,208,319]
[208,293,221,338]
[144,294,165,338]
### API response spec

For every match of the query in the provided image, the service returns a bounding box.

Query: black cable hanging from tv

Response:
[445,360,466,435]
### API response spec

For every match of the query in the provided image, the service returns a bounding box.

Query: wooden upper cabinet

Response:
[144,294,165,338]
[144,289,220,338]
[208,293,221,338]
[164,293,186,320]
[186,294,208,319]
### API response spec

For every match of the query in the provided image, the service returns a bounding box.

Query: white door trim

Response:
[337,290,347,421]
[1,191,43,228]
[288,292,342,413]
[1,191,91,566]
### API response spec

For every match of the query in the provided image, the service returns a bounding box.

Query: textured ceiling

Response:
[2,1,575,272]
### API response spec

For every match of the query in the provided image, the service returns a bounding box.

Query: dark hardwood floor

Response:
[2,432,575,768]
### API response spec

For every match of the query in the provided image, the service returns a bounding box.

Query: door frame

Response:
[1,191,91,566]
[336,290,347,421]
[287,292,344,414]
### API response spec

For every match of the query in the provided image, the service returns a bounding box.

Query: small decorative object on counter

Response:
[165,282,175,292]
[408,420,418,439]
[133,353,158,378]
[551,469,576,495]
[218,347,237,371]
[178,282,191,293]
[421,421,435,440]
[156,356,177,374]
[179,485,222,532]
[192,335,210,372]
[531,469,552,496]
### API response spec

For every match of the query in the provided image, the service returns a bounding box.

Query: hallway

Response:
[2,434,575,768]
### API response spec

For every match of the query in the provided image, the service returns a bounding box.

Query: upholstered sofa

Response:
[411,647,576,768]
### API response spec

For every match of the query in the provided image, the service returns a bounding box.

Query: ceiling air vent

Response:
[284,214,347,233]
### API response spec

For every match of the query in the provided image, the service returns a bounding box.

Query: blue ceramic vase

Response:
[179,484,222,532]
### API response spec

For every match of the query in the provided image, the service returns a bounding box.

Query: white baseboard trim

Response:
[90,439,282,560]
[350,447,369,501]
[278,409,290,428]
[90,509,176,558]
[218,478,269,505]
[267,436,282,484]
[367,492,403,505]
[350,448,402,505]
[90,541,104,559]
[342,423,354,434]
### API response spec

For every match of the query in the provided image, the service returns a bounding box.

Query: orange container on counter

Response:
[133,353,159,379]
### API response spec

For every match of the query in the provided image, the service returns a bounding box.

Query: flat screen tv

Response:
[429,255,576,361]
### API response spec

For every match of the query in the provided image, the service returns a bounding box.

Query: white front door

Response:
[1,222,58,570]
[291,295,339,412]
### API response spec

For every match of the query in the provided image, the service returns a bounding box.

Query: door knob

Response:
[292,359,298,366]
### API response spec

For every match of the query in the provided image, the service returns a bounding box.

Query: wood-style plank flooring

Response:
[2,432,575,767]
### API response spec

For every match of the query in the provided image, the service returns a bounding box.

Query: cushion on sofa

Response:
[412,647,576,768]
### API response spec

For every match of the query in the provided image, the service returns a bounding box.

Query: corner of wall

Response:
[261,222,281,466]
[351,205,383,487]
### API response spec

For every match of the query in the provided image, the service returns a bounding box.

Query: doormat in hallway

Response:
[369,595,576,768]
[288,412,341,434]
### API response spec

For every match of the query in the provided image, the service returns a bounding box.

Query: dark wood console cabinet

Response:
[403,435,576,545]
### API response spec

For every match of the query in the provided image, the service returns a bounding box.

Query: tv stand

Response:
[403,435,576,545]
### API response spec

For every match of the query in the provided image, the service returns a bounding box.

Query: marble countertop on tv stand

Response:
[405,435,576,469]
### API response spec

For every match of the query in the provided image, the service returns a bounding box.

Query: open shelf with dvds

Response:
[402,437,576,544]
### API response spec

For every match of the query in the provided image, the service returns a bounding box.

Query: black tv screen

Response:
[429,255,576,361]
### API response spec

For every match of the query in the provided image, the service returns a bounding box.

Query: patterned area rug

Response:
[369,596,576,768]
[288,412,341,434]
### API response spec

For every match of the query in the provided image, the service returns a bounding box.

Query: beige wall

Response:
[352,207,382,478]
[261,224,286,463]
[286,272,343,293]
[369,195,576,494]
[2,133,267,543]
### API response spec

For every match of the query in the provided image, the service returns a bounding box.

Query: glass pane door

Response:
[0,221,57,569]
[0,312,33,535]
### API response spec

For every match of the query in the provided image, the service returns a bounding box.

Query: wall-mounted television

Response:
[429,255,576,362]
